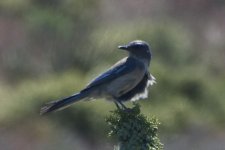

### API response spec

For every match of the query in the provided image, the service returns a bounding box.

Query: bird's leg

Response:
[118,101,127,110]
[118,101,134,113]
[114,101,127,110]
[114,101,132,112]
[114,101,121,110]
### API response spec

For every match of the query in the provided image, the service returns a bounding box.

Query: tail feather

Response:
[40,92,88,115]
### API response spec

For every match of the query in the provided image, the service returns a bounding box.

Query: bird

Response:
[40,40,156,115]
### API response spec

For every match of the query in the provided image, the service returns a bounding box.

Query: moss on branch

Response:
[106,104,163,150]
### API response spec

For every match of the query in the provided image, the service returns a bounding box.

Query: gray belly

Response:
[105,69,145,98]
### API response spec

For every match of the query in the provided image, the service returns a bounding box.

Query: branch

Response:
[106,103,163,150]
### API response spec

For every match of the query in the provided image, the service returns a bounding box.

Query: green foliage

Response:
[106,104,163,150]
[0,0,225,149]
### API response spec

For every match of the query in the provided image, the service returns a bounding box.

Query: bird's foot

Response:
[114,101,134,113]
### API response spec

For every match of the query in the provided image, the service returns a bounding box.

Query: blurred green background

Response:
[0,0,225,150]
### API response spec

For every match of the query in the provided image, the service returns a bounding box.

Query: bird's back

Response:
[82,57,147,100]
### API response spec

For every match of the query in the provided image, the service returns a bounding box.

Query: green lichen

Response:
[106,104,163,150]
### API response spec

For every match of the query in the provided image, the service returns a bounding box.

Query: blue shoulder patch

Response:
[83,57,136,90]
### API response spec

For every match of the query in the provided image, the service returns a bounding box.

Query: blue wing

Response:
[82,57,135,91]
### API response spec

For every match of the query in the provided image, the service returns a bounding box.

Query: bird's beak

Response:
[118,45,128,50]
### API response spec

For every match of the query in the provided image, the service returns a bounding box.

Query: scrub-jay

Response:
[40,40,155,115]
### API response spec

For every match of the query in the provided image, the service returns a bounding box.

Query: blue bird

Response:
[40,40,156,115]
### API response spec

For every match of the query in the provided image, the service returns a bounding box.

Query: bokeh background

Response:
[0,0,225,150]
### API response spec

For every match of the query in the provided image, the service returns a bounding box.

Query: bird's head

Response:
[118,40,151,61]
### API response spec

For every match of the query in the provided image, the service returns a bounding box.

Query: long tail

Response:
[40,91,89,115]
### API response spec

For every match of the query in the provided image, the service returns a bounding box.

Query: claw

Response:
[113,101,133,113]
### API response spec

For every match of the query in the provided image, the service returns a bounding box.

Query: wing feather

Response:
[82,57,135,91]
